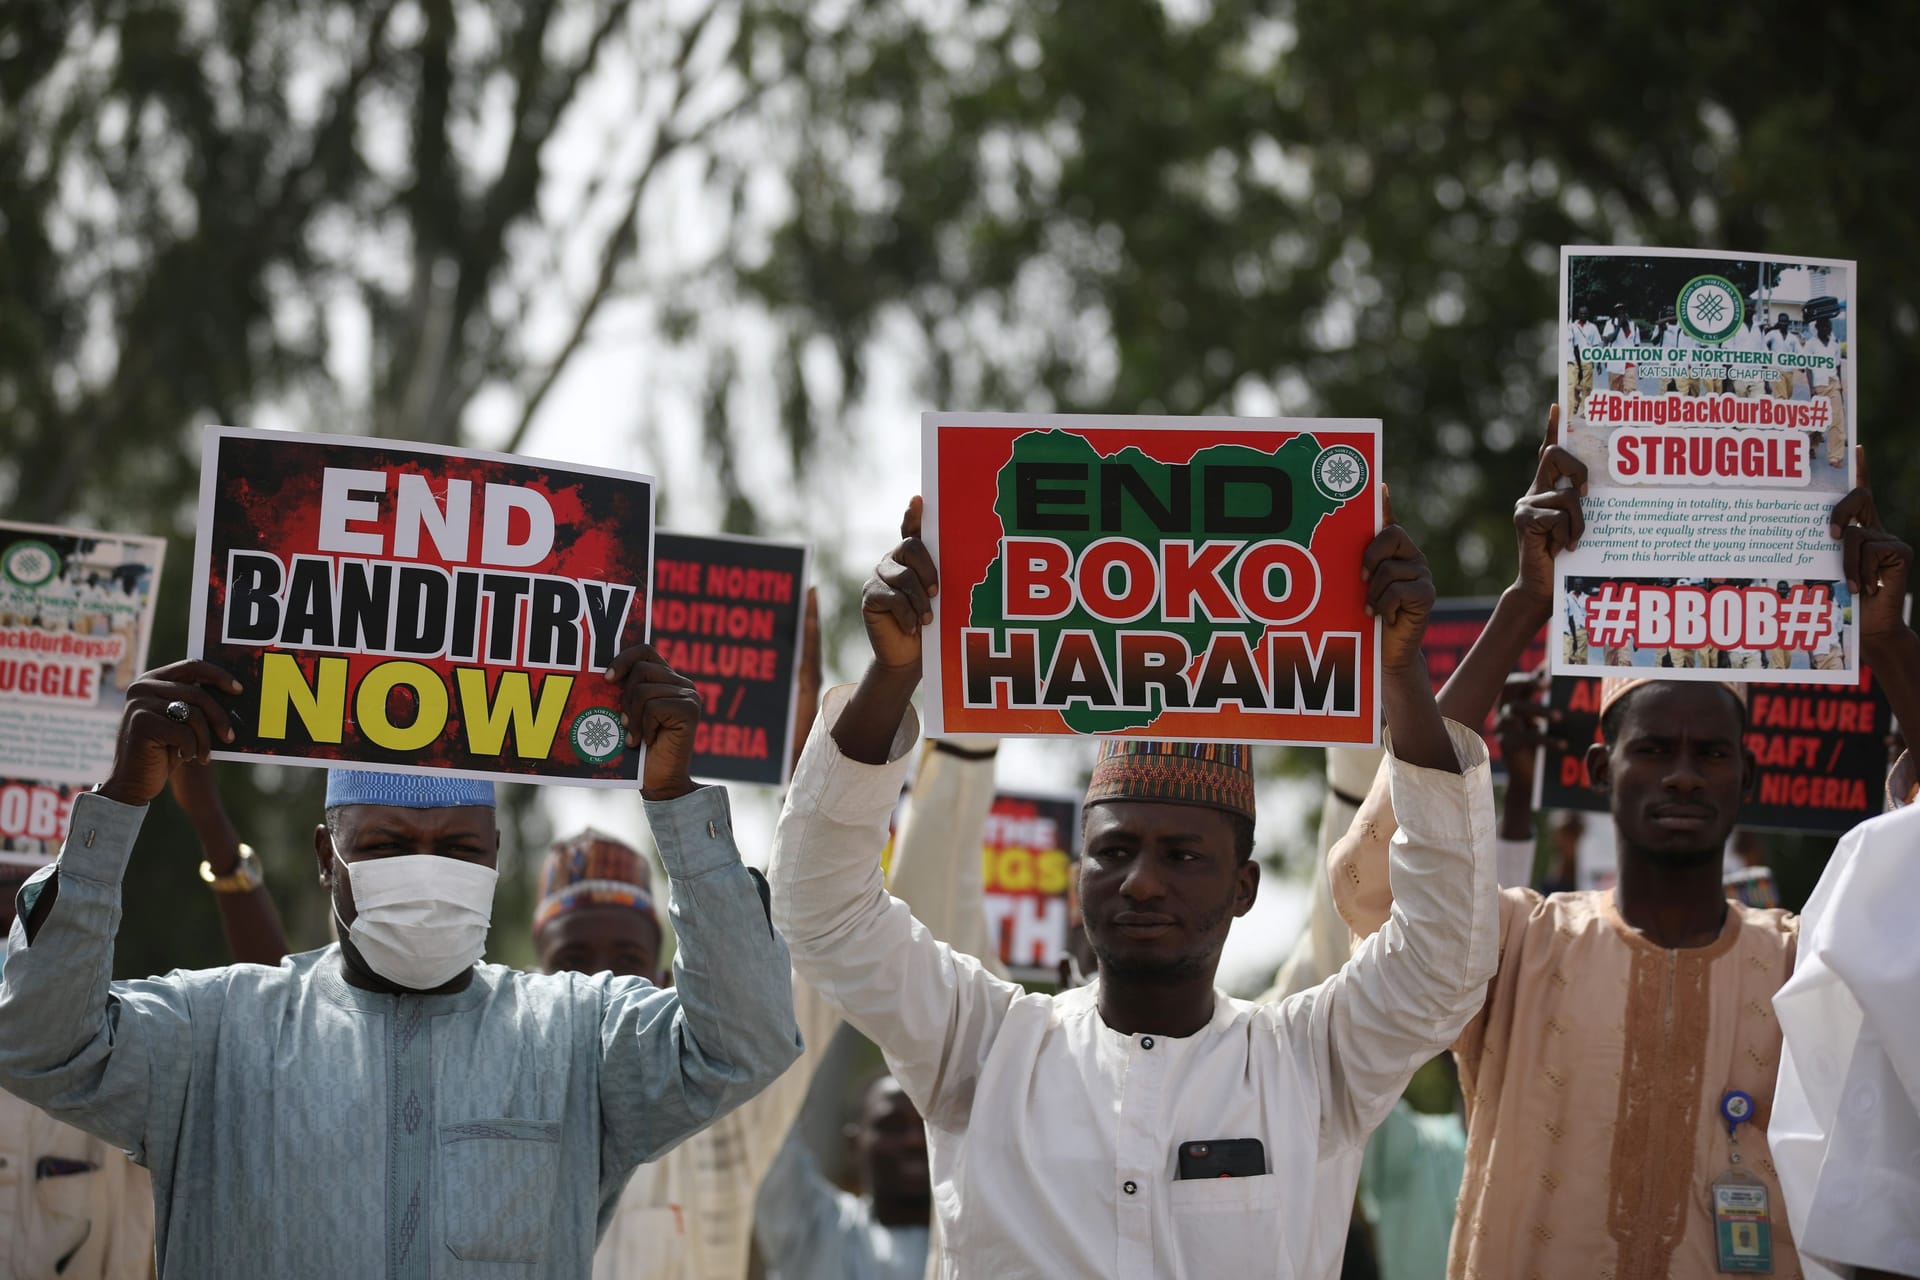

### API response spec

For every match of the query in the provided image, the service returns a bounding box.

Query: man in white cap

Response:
[0,644,800,1279]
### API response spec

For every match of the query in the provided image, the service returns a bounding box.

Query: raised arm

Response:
[1330,406,1578,938]
[596,645,801,1168]
[770,498,1021,1132]
[751,1124,844,1264]
[168,760,290,966]
[707,692,1001,1192]
[0,660,238,1159]
[1834,465,1920,795]
[1435,405,1584,730]
[1286,506,1498,1149]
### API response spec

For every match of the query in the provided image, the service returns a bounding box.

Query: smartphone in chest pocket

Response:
[1176,1138,1267,1179]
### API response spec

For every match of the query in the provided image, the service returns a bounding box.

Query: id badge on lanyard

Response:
[1714,1090,1773,1273]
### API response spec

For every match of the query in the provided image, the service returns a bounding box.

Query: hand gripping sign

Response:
[922,414,1381,745]
[188,427,654,786]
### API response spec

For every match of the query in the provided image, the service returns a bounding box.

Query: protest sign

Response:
[1423,598,1547,771]
[1537,671,1890,834]
[922,413,1381,745]
[651,532,808,786]
[0,522,165,807]
[981,790,1081,981]
[0,521,163,863]
[1554,248,1857,684]
[0,780,83,869]
[188,427,654,786]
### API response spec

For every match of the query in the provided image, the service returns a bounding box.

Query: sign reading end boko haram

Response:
[188,427,654,786]
[922,414,1381,745]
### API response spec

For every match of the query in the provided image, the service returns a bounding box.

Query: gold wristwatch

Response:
[199,843,263,893]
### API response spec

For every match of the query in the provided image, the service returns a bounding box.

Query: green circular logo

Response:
[569,706,626,764]
[1677,274,1743,344]
[1,540,61,589]
[1311,445,1369,502]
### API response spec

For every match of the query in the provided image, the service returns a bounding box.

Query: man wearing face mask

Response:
[0,645,801,1279]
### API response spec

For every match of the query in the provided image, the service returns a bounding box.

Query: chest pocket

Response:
[440,1119,562,1264]
[1168,1174,1292,1280]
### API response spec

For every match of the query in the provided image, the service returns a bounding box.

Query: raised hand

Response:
[604,643,703,801]
[1831,447,1911,644]
[861,496,939,671]
[1364,488,1437,677]
[99,661,241,807]
[1512,404,1588,612]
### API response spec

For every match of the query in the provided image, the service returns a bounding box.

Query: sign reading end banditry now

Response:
[189,427,654,786]
[922,414,1380,745]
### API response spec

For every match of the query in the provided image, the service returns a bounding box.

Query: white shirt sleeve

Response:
[1280,720,1498,1152]
[770,686,1023,1133]
[1771,807,1920,1278]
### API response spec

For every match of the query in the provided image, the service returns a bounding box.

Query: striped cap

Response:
[534,828,658,934]
[324,769,495,810]
[1085,740,1254,820]
[1598,677,1748,719]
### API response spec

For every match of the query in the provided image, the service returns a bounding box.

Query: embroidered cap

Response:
[534,828,658,934]
[323,768,495,810]
[1598,676,1748,720]
[1085,740,1255,820]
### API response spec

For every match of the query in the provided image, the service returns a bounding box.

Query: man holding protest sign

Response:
[0,641,801,1277]
[771,484,1497,1278]
[1327,407,1920,1277]
[537,691,999,1280]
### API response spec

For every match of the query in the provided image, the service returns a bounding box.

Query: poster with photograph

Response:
[922,413,1381,746]
[189,427,654,786]
[0,521,166,794]
[1554,248,1857,683]
[0,521,164,864]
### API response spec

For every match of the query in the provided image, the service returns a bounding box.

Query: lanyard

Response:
[1712,1090,1773,1273]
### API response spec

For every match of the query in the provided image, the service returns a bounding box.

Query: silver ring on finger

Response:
[165,699,193,723]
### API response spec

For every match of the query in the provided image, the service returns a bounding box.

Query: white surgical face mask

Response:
[335,854,498,991]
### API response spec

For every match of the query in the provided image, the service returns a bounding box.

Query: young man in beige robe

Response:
[1326,413,1918,1278]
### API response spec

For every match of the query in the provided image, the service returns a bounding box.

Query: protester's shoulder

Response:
[141,944,328,996]
[1731,901,1798,949]
[1044,981,1106,1027]
[1501,886,1615,939]
[483,964,666,1009]
[113,947,331,1023]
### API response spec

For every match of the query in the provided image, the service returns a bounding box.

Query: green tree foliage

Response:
[0,0,759,974]
[721,0,1917,582]
[705,0,1917,885]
